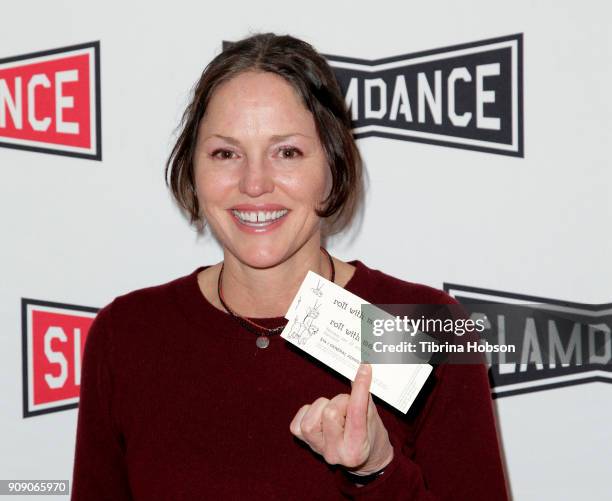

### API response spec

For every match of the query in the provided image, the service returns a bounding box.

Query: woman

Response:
[71,33,508,500]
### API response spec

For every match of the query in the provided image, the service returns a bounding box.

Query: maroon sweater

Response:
[71,260,508,500]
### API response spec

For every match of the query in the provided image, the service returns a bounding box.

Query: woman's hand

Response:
[289,363,394,475]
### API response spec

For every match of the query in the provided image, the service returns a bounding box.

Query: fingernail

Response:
[359,364,370,376]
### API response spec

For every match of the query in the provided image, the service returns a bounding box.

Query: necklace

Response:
[217,246,336,349]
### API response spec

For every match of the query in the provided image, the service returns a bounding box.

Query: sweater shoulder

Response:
[87,270,198,369]
[96,270,196,330]
[356,261,457,305]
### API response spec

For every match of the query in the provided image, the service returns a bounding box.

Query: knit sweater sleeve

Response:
[333,362,508,500]
[71,302,133,500]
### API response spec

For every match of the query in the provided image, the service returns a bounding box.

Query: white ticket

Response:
[282,270,433,414]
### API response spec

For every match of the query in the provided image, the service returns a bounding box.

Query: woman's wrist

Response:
[341,462,389,486]
[341,444,394,485]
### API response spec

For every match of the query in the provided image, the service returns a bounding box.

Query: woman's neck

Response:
[219,240,333,318]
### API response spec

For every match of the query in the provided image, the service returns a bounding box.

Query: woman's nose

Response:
[238,155,275,197]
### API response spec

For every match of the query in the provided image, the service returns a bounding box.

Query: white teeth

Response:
[232,209,288,224]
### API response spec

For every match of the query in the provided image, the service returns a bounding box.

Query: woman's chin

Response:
[230,245,291,269]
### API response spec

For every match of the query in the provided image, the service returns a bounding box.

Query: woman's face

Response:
[193,70,331,268]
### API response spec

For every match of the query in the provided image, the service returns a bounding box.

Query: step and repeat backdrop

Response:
[1,1,610,499]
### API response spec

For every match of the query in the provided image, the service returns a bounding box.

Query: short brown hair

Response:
[165,32,364,236]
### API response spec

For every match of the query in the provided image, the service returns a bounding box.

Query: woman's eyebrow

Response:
[269,133,313,141]
[203,134,241,145]
[205,132,313,144]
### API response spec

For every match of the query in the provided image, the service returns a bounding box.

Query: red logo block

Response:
[0,42,101,160]
[22,299,98,417]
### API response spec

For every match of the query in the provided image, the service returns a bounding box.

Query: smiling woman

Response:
[166,36,362,243]
[71,32,509,500]
[192,70,333,272]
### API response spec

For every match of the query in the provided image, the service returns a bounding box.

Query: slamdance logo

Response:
[225,34,522,156]
[0,41,101,160]
[325,34,523,157]
[22,298,98,417]
[444,284,612,398]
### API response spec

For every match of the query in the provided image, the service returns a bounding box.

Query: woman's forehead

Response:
[209,71,307,112]
[200,72,316,139]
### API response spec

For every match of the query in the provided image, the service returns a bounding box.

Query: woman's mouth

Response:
[229,209,290,233]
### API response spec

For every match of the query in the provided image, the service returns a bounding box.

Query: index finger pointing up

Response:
[345,363,372,442]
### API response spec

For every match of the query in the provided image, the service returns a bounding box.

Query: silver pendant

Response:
[256,336,270,349]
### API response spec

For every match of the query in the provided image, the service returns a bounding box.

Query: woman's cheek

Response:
[277,169,327,199]
[197,171,235,199]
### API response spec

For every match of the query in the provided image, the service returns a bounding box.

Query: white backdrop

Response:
[1,1,611,499]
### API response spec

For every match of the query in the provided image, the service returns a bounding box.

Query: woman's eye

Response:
[279,147,302,159]
[211,149,237,160]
